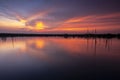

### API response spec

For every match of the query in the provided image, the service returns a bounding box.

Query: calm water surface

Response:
[0,37,120,80]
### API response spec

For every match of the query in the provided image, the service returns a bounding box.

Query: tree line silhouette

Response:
[0,33,119,39]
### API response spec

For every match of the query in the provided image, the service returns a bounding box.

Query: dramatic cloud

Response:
[0,0,120,33]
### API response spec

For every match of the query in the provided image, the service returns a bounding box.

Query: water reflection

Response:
[0,37,120,80]
[0,37,120,62]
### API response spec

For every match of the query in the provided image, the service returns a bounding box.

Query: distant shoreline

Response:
[0,33,120,39]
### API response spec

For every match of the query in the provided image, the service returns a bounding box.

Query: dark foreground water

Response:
[0,37,120,80]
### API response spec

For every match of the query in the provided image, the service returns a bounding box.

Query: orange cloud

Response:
[65,16,95,23]
[2,9,51,31]
[0,17,25,28]
[26,21,46,31]
[4,9,51,26]
[51,13,120,33]
[26,9,52,22]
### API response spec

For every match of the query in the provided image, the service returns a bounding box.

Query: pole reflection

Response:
[0,37,119,56]
[0,37,119,80]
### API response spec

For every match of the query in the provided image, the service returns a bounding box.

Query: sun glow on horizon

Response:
[35,22,45,30]
[0,17,25,28]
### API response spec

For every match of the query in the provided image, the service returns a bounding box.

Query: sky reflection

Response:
[0,37,120,80]
[0,37,120,58]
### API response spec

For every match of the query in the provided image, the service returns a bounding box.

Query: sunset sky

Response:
[0,0,120,33]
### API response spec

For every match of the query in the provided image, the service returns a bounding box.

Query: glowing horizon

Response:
[0,0,120,33]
